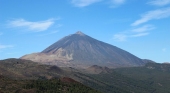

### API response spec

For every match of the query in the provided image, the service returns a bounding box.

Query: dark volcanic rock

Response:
[21,31,145,68]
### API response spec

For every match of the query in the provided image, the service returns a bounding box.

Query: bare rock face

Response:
[21,31,145,68]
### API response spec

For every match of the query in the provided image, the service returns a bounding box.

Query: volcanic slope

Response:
[21,31,145,68]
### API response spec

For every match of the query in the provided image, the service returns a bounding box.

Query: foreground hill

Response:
[114,62,170,93]
[85,65,111,74]
[71,63,170,93]
[21,31,145,68]
[0,58,62,79]
[1,58,170,93]
[0,75,101,93]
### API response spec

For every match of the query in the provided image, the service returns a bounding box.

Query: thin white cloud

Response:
[113,32,149,41]
[113,24,154,41]
[131,7,170,26]
[132,25,155,32]
[8,18,55,32]
[71,0,102,7]
[113,34,127,41]
[131,33,149,37]
[0,44,14,49]
[162,48,167,52]
[148,0,170,6]
[110,0,126,7]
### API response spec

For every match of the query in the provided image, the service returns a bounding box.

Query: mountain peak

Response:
[75,31,85,36]
[21,31,145,68]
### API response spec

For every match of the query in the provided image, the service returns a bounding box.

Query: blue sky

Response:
[0,0,170,63]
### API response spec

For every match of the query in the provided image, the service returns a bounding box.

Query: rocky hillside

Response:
[0,58,62,79]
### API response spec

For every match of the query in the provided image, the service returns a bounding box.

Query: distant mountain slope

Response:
[21,31,145,68]
[86,65,111,74]
[114,62,170,93]
[82,62,170,93]
[142,59,156,63]
[72,67,159,93]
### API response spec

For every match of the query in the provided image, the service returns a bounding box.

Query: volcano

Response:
[21,31,145,68]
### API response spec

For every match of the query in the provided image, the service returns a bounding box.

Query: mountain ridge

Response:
[1,58,170,93]
[21,31,145,68]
